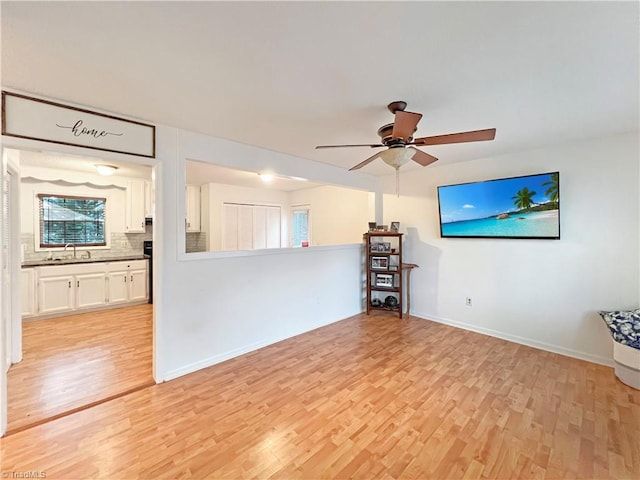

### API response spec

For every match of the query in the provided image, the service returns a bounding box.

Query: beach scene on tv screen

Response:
[438,172,559,238]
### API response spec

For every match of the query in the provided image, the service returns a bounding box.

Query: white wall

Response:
[156,128,379,379]
[162,245,364,379]
[382,132,639,365]
[289,185,372,246]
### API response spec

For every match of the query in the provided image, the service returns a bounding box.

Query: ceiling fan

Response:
[315,101,496,194]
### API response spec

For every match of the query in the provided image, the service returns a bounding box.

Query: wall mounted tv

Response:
[437,172,560,239]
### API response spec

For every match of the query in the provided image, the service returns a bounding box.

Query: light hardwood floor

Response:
[6,304,153,433]
[1,313,638,479]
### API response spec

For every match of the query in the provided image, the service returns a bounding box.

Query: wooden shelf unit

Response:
[364,231,403,318]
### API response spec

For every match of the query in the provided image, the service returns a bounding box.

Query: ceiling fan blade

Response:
[392,111,422,140]
[413,128,496,146]
[409,147,438,166]
[349,151,383,171]
[316,143,384,149]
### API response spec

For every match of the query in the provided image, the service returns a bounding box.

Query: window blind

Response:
[38,194,106,247]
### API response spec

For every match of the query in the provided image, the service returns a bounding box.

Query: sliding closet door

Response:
[222,203,281,251]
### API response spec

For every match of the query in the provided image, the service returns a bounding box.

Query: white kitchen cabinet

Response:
[126,179,147,233]
[33,261,142,318]
[38,263,108,314]
[107,270,129,305]
[144,179,154,219]
[129,268,147,301]
[38,274,75,314]
[21,268,36,317]
[75,272,108,309]
[186,184,201,232]
[106,260,147,304]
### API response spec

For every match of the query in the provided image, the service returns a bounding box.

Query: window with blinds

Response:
[38,194,106,247]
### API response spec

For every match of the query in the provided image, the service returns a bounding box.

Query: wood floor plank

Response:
[1,314,638,479]
[7,304,153,432]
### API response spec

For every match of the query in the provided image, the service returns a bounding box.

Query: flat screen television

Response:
[437,171,560,239]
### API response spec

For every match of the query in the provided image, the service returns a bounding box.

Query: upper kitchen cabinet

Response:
[144,179,154,219]
[186,184,201,232]
[126,179,147,232]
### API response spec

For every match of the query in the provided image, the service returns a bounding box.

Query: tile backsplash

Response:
[21,224,153,262]
[186,232,206,253]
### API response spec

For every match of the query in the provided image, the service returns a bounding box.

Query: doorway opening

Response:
[3,148,156,434]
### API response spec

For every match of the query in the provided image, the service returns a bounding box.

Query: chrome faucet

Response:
[64,243,76,258]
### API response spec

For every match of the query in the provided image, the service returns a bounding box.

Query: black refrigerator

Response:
[143,240,153,303]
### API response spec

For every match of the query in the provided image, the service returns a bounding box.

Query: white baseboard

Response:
[162,310,614,381]
[412,311,614,368]
[163,337,282,381]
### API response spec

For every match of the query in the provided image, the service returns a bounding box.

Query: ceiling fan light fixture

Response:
[95,164,118,176]
[380,147,413,169]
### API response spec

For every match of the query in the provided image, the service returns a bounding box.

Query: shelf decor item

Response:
[375,273,394,288]
[363,231,403,318]
[390,221,400,232]
[371,256,388,270]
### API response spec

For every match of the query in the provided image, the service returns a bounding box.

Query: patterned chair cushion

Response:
[599,309,640,349]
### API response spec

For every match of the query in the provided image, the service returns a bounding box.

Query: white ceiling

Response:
[18,149,153,180]
[2,1,638,176]
[185,160,322,191]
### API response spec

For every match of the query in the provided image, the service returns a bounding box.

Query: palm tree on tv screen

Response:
[542,173,559,202]
[512,187,536,211]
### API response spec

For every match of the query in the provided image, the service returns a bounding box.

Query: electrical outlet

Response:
[465,297,472,306]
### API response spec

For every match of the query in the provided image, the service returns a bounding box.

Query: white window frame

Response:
[33,187,112,252]
[290,204,311,248]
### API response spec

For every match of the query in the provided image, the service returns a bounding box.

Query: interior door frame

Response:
[0,147,21,434]
[6,151,22,366]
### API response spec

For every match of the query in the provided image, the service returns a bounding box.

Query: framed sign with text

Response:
[1,91,155,158]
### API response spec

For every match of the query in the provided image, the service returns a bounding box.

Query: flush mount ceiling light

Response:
[95,164,118,176]
[258,172,308,183]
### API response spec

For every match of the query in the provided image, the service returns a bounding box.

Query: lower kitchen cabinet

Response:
[129,268,148,301]
[21,268,36,317]
[38,274,75,314]
[76,272,108,309]
[37,263,108,315]
[24,259,147,319]
[107,270,129,305]
[106,261,147,305]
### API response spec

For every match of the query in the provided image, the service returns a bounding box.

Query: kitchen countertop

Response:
[22,255,149,268]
